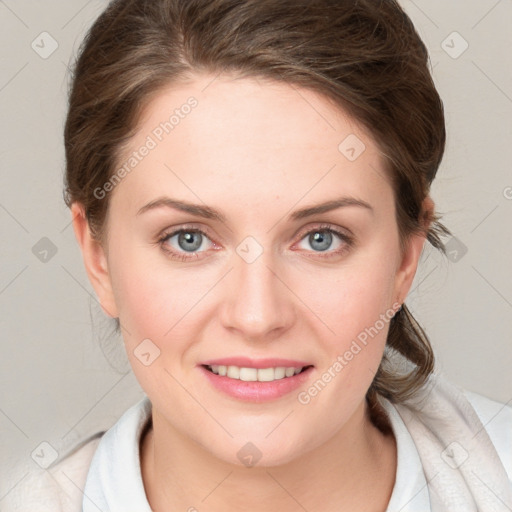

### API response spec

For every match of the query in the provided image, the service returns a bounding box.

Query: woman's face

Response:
[76,74,425,466]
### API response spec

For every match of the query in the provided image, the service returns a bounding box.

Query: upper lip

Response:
[200,357,313,369]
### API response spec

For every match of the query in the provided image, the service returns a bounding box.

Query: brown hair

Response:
[63,0,450,425]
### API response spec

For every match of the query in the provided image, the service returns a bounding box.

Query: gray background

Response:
[1,0,511,499]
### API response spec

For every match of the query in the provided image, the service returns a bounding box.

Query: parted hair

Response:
[63,0,450,431]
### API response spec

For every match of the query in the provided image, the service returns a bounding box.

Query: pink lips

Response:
[198,357,314,402]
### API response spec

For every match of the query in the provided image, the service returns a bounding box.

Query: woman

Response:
[6,0,511,511]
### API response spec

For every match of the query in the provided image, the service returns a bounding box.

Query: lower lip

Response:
[198,365,314,402]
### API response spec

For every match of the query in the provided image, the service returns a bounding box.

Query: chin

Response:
[207,433,310,470]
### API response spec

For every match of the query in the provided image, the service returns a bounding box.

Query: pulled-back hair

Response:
[63,0,450,426]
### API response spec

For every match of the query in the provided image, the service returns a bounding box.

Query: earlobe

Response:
[70,203,119,318]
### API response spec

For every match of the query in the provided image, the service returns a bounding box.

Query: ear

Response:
[70,203,119,318]
[393,196,434,304]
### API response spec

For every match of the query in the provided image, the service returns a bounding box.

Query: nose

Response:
[219,245,296,342]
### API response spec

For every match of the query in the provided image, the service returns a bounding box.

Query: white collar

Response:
[83,396,152,512]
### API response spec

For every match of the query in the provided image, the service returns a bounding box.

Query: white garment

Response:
[3,373,512,511]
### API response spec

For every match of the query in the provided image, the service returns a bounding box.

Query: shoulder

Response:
[463,388,512,479]
[2,433,103,512]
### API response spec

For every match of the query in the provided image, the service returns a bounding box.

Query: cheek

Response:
[294,241,399,387]
[108,256,206,394]
[108,242,216,354]
[300,255,397,341]
[111,264,170,337]
[293,265,397,419]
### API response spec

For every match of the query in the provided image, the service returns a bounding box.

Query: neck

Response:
[140,400,397,512]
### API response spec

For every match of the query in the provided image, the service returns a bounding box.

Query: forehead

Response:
[110,74,392,215]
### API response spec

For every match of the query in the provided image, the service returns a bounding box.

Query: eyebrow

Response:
[137,197,227,222]
[288,197,373,220]
[136,196,373,222]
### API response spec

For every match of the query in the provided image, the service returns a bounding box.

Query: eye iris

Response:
[178,231,202,252]
[310,230,332,251]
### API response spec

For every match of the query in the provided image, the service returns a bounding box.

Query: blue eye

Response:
[159,228,213,260]
[158,223,353,262]
[174,231,205,252]
[307,230,334,251]
[296,225,351,256]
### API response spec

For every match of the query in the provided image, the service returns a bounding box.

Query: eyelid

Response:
[158,222,352,245]
[293,222,354,243]
[158,222,215,242]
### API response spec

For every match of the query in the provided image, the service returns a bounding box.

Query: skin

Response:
[72,74,433,511]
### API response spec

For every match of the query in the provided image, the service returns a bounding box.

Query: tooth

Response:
[274,367,286,380]
[285,367,295,377]
[257,368,275,382]
[227,365,240,379]
[240,367,258,381]
[210,364,305,381]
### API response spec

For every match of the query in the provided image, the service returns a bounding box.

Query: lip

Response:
[200,357,311,369]
[198,359,314,402]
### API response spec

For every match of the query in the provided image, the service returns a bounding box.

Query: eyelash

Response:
[157,223,354,262]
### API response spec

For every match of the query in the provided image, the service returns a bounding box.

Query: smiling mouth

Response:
[202,364,313,382]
